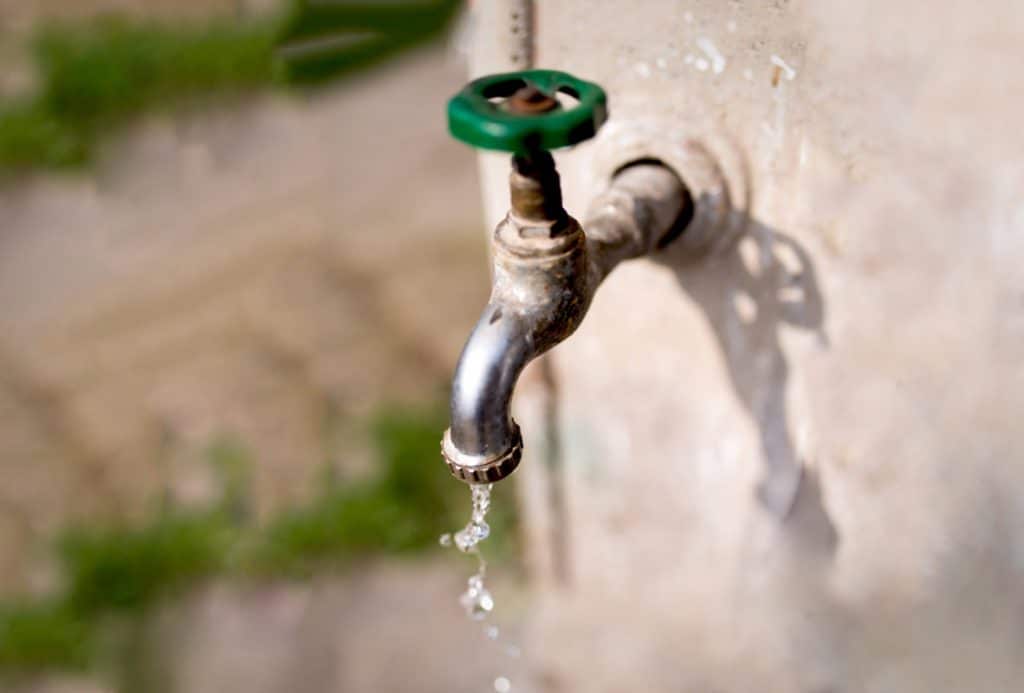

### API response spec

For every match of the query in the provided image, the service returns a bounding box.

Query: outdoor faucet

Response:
[441,70,691,484]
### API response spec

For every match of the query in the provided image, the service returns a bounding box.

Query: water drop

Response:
[472,520,491,542]
[454,528,473,552]
[454,520,489,552]
[485,625,500,639]
[439,533,452,547]
[459,573,494,620]
[494,676,512,692]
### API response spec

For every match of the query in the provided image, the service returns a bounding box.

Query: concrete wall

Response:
[470,1,1024,690]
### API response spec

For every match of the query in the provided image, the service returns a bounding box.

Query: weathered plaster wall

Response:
[471,1,1024,690]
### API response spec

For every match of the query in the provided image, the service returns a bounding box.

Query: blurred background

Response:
[4,1,1024,692]
[0,2,525,691]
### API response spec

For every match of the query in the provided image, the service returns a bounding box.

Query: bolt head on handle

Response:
[447,69,608,153]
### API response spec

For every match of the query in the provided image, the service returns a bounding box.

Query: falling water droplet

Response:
[460,573,494,620]
[494,676,512,692]
[439,533,452,547]
[485,625,500,640]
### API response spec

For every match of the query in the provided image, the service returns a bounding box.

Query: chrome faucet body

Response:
[442,153,690,484]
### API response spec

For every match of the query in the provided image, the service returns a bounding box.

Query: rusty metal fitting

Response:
[509,150,566,227]
[505,85,560,115]
[441,424,523,484]
[494,212,584,261]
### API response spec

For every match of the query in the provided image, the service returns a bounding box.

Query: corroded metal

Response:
[505,85,560,115]
[442,157,688,484]
[509,151,566,224]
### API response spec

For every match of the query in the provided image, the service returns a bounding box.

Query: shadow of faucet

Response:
[659,213,830,528]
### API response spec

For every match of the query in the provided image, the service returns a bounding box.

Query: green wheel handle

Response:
[447,69,608,153]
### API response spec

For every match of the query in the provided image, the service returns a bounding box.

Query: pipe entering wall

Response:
[585,161,692,281]
[614,158,696,248]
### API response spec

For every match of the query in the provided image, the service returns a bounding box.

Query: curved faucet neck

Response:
[443,159,689,484]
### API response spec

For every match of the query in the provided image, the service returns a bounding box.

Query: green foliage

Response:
[370,404,461,541]
[247,404,458,573]
[249,485,405,573]
[0,602,93,671]
[59,512,233,615]
[275,0,459,84]
[0,400,518,677]
[0,102,86,169]
[0,0,460,173]
[0,15,277,175]
[33,16,277,128]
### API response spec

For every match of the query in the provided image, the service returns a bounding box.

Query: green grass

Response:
[274,0,459,84]
[0,0,460,173]
[35,17,277,124]
[0,400,518,677]
[245,405,460,573]
[0,16,278,171]
[0,602,94,671]
[60,511,235,615]
[0,101,85,168]
[246,403,518,573]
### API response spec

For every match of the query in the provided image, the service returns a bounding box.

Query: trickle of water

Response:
[471,483,490,520]
[440,483,517,690]
[454,521,490,552]
[442,484,495,619]
[451,484,492,553]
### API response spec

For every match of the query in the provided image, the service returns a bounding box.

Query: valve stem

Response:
[502,85,567,227]
[510,151,566,228]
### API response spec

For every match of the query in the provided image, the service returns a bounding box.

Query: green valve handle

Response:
[447,69,608,153]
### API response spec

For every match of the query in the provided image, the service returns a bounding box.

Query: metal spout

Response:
[442,158,690,484]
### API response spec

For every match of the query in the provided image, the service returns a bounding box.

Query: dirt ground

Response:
[0,41,488,577]
[6,559,527,693]
[0,30,524,691]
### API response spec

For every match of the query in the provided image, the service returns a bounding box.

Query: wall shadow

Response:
[658,213,837,553]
